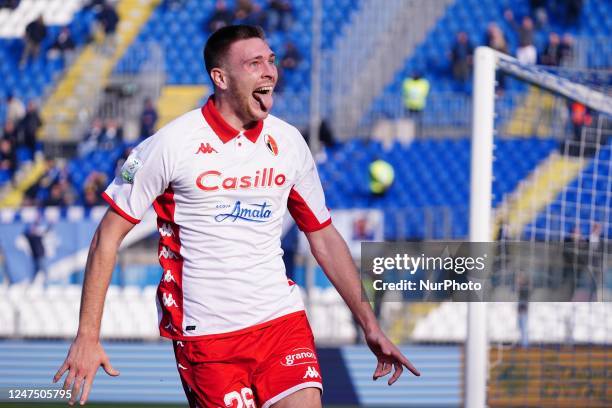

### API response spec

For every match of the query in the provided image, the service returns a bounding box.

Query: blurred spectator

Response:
[505,10,536,65]
[83,171,108,207]
[564,0,582,26]
[19,101,42,152]
[139,98,158,139]
[586,222,603,300]
[450,32,473,88]
[78,118,104,157]
[84,0,105,10]
[2,120,19,145]
[206,0,233,32]
[402,72,430,138]
[564,101,592,156]
[529,0,548,28]
[516,273,530,347]
[302,119,337,150]
[43,179,76,207]
[484,23,508,54]
[234,0,254,20]
[281,42,302,70]
[0,0,20,9]
[0,139,16,173]
[24,215,51,285]
[318,119,336,149]
[276,42,302,92]
[95,1,119,54]
[48,27,76,60]
[6,93,25,124]
[234,0,264,26]
[33,159,67,204]
[266,0,293,32]
[559,33,574,66]
[99,118,123,149]
[484,23,508,92]
[541,32,561,66]
[20,15,47,67]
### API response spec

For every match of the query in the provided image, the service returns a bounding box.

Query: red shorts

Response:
[172,311,323,408]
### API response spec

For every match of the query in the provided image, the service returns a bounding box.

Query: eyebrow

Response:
[245,53,276,62]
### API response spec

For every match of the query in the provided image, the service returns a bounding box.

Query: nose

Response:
[262,61,277,80]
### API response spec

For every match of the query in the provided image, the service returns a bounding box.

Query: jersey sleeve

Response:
[102,134,174,224]
[287,134,331,232]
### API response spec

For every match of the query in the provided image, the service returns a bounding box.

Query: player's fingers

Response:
[63,370,75,392]
[69,376,83,406]
[393,349,421,376]
[380,362,393,377]
[80,376,94,405]
[101,358,119,377]
[388,362,403,386]
[53,361,69,383]
[372,361,384,380]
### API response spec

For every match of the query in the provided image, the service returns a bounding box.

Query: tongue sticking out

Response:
[253,89,273,112]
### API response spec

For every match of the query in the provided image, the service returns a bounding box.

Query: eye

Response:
[250,60,260,68]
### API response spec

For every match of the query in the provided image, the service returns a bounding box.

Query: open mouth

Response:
[253,86,273,95]
[252,85,274,111]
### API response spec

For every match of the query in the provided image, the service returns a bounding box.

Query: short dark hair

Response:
[204,25,265,76]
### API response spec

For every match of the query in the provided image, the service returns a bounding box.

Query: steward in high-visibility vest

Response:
[369,159,395,195]
[402,73,430,112]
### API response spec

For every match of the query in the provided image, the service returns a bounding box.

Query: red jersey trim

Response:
[287,188,332,232]
[101,192,140,224]
[159,310,306,341]
[201,96,263,144]
[154,185,186,338]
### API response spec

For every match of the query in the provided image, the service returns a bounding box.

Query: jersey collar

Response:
[201,96,263,144]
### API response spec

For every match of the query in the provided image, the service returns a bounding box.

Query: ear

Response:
[210,67,228,90]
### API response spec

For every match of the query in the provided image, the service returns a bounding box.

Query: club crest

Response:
[264,134,279,156]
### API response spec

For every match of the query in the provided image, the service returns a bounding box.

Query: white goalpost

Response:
[466,46,496,408]
[467,46,611,408]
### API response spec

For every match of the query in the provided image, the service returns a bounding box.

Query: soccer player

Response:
[53,25,420,407]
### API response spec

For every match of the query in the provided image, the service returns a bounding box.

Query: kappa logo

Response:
[303,366,320,379]
[159,223,174,237]
[281,348,318,367]
[159,246,178,259]
[264,134,278,156]
[162,270,176,283]
[162,292,178,307]
[196,142,218,154]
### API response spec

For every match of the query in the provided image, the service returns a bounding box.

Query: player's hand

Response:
[52,336,120,406]
[365,327,420,385]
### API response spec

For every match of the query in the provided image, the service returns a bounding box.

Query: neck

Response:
[214,95,257,132]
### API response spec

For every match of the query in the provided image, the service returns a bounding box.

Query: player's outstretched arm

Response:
[305,224,420,385]
[53,208,135,406]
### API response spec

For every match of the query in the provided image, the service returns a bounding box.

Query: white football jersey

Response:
[103,97,331,339]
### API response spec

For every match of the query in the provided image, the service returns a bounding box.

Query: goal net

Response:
[469,47,611,407]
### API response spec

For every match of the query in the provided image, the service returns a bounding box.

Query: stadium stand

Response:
[318,138,558,239]
[413,301,612,344]
[363,0,612,129]
[528,140,612,240]
[0,0,94,104]
[116,0,361,127]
